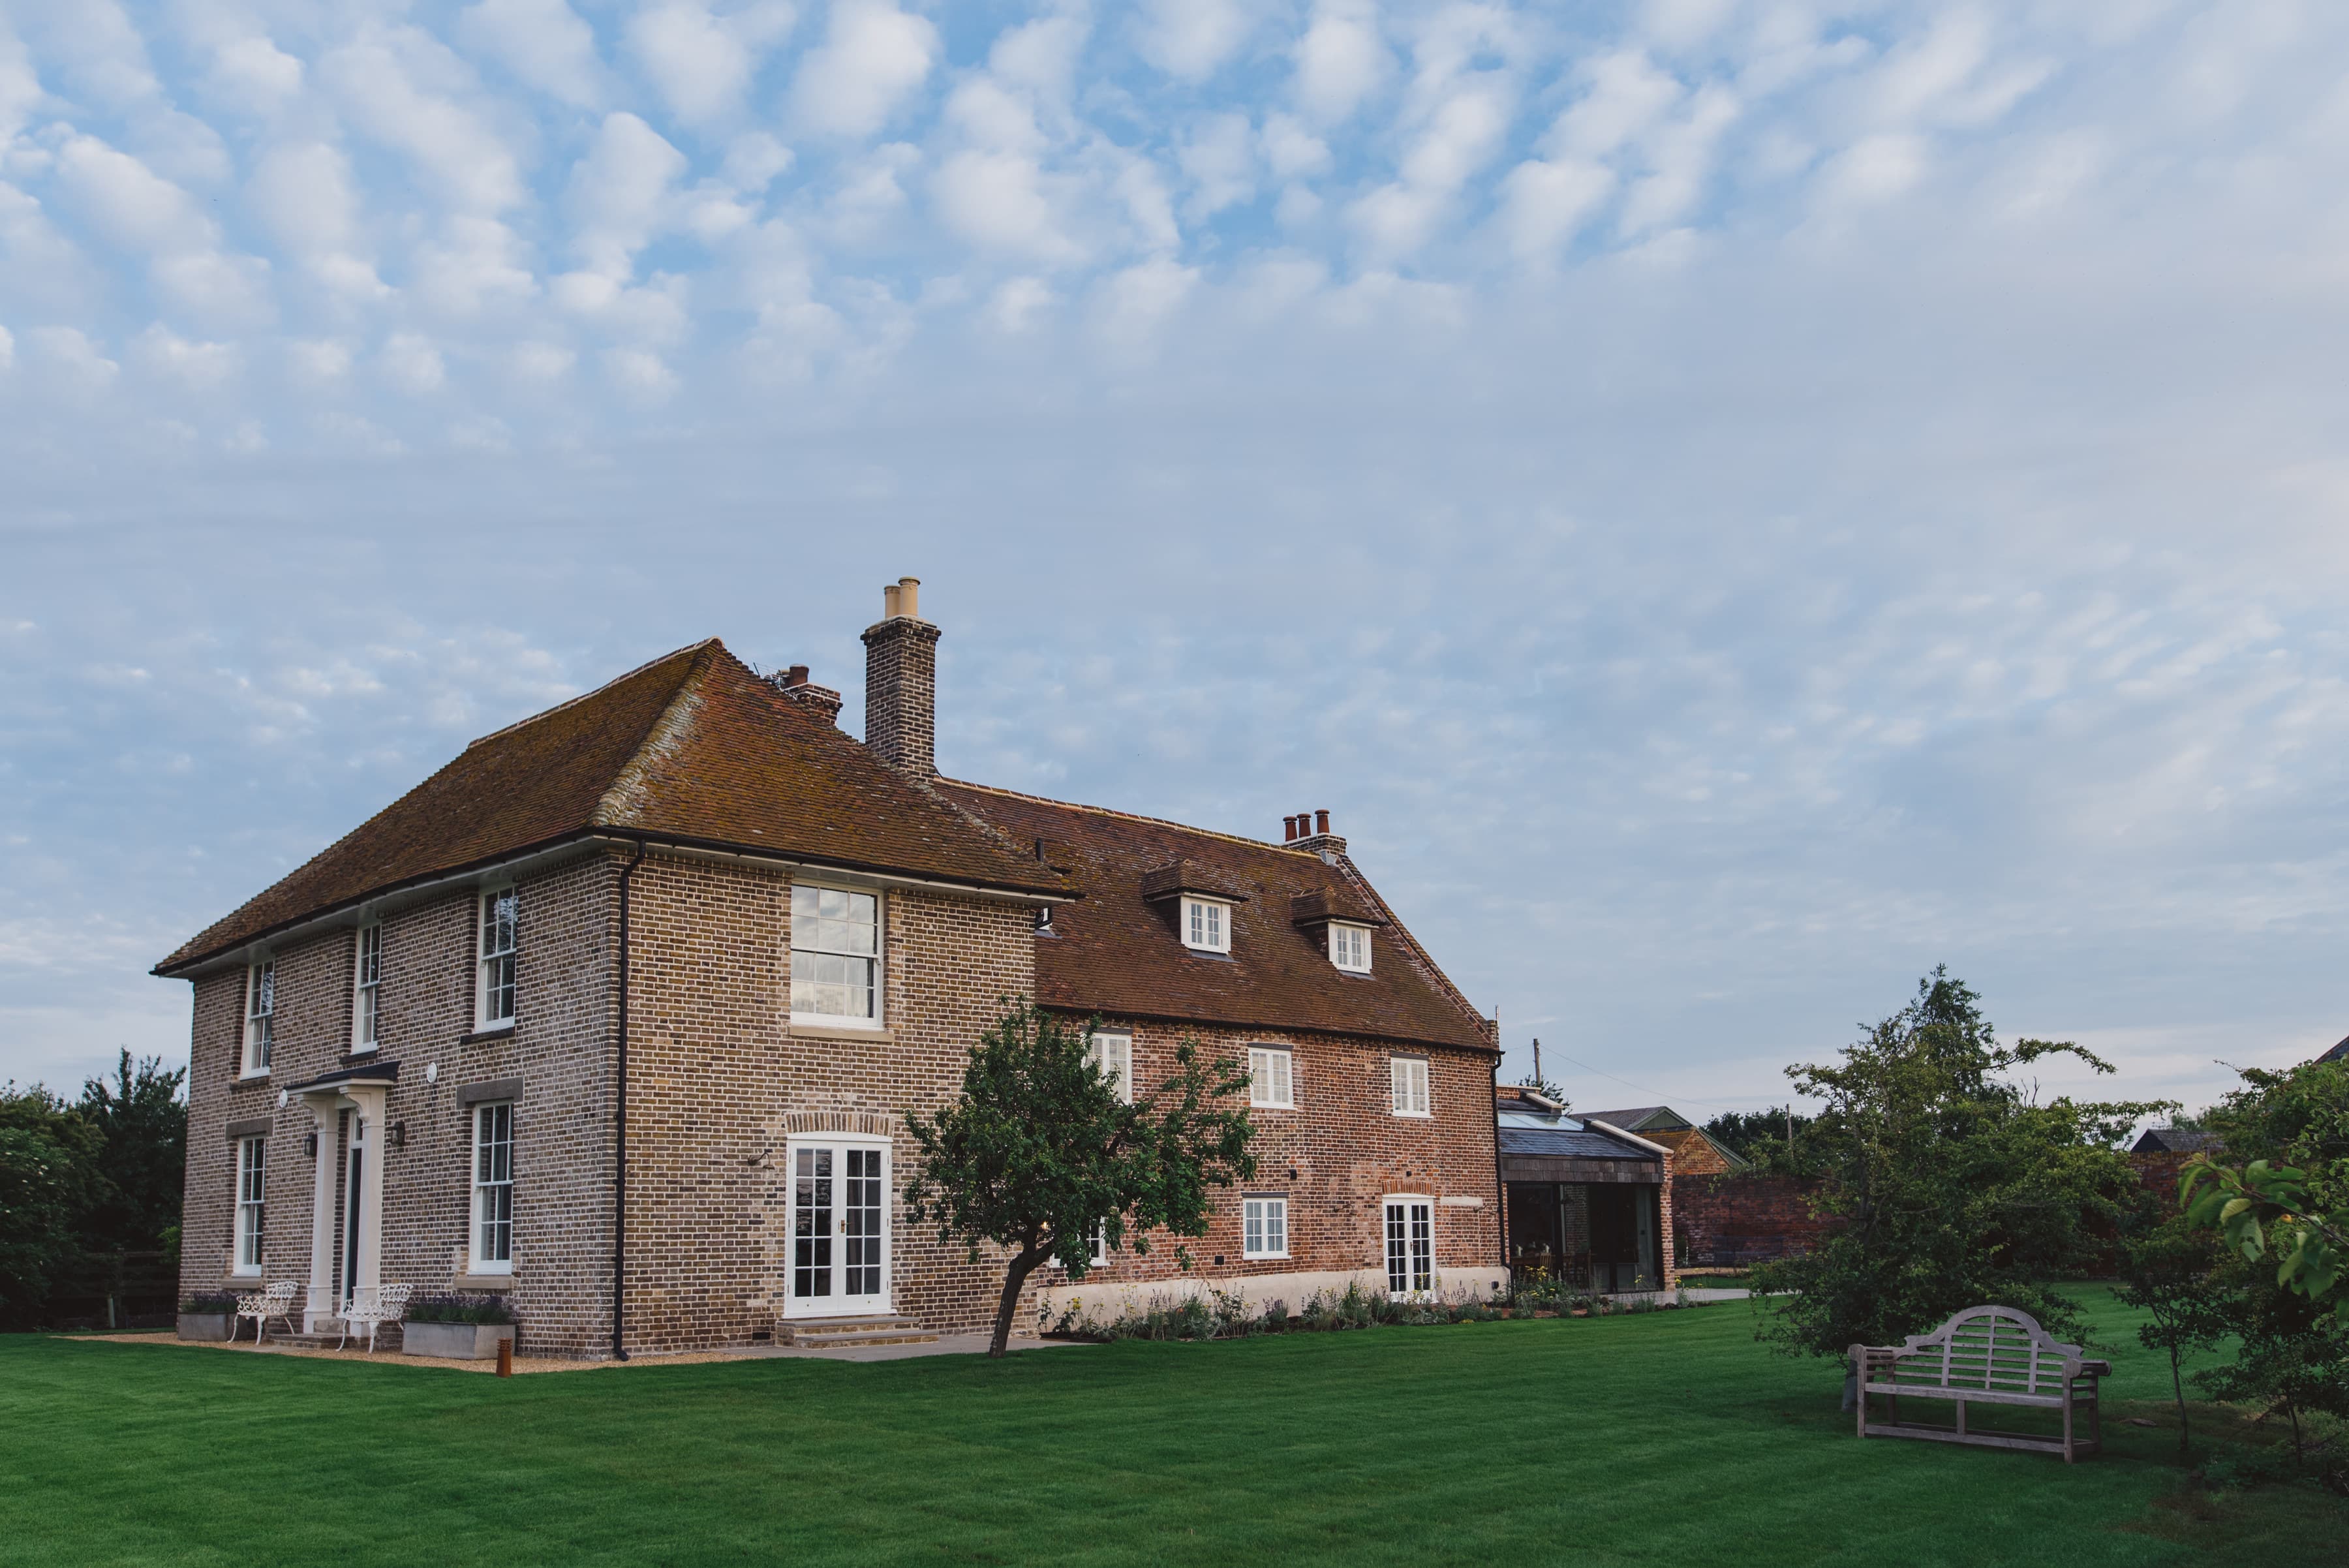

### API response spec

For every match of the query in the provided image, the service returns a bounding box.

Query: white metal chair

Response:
[339,1284,413,1352]
[234,1281,299,1342]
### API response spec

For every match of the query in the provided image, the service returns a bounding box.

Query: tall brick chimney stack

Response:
[861,576,939,777]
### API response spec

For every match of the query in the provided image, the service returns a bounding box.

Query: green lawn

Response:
[1,1290,2336,1567]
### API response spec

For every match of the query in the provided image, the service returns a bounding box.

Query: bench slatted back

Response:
[1882,1306,2079,1394]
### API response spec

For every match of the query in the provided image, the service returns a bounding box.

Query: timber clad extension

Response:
[161,577,1505,1356]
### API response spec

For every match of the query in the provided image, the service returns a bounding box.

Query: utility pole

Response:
[1532,1037,1542,1088]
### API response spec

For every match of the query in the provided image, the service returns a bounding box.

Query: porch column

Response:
[345,1086,390,1293]
[302,1096,342,1331]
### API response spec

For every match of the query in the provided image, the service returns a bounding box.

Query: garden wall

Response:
[1671,1173,1828,1269]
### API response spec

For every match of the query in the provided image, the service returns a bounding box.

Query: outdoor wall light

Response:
[304,1133,318,1158]
[390,1121,407,1149]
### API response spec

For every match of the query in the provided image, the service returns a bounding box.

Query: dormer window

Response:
[1182,896,1230,954]
[1329,922,1371,973]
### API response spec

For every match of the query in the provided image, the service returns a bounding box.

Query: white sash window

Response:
[472,1102,514,1272]
[1389,1056,1431,1117]
[1248,1046,1293,1109]
[477,888,518,1030]
[353,923,382,1052]
[242,960,274,1075]
[791,884,882,1025]
[234,1136,266,1273]
[1243,1196,1288,1259]
[1086,1032,1133,1103]
[1328,923,1371,972]
[1181,897,1229,953]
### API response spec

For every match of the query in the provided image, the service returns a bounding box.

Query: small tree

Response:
[78,1051,187,1254]
[904,1002,1256,1357]
[2115,1215,2227,1454]
[1749,968,2164,1404]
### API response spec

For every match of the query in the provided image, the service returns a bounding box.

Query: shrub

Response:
[404,1293,514,1325]
[1051,1278,1498,1342]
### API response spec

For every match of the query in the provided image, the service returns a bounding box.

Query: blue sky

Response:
[5,0,2347,1123]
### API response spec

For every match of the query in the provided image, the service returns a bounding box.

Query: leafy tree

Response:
[1748,968,2164,1403]
[1514,1073,1569,1107]
[1702,1106,1819,1171]
[76,1051,187,1254]
[2115,1214,2228,1454]
[0,1086,104,1328]
[904,1002,1257,1357]
[2178,1058,2349,1465]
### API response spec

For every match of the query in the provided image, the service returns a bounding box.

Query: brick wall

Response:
[1671,1172,1829,1270]
[176,849,620,1357]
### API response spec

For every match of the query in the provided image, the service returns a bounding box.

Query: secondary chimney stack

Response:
[862,576,939,778]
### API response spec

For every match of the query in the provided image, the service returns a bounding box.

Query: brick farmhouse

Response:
[159,579,1509,1355]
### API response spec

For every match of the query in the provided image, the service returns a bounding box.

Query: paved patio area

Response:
[66,1330,1092,1374]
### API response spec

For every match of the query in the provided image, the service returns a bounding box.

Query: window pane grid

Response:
[1390,1058,1430,1116]
[356,925,382,1048]
[1087,1034,1133,1103]
[1244,1196,1287,1258]
[791,886,880,1021]
[246,962,274,1071]
[236,1137,266,1268]
[473,1103,513,1266]
[480,890,518,1026]
[1385,1199,1434,1295]
[1248,1047,1293,1108]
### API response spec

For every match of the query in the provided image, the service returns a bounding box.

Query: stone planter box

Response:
[177,1312,234,1342]
[403,1321,514,1360]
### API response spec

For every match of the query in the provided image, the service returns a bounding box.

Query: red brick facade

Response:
[1670,1173,1830,1270]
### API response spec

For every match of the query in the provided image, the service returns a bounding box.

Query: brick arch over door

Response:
[782,1110,901,1139]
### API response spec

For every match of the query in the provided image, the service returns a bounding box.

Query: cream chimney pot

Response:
[882,583,901,618]
[898,576,921,620]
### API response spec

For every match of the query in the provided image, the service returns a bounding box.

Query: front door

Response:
[784,1140,889,1317]
[341,1115,365,1312]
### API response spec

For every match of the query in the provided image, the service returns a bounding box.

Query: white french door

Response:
[1384,1196,1434,1298]
[784,1139,891,1317]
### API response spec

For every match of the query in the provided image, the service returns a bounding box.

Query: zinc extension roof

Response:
[157,640,1066,975]
[938,782,1496,1054]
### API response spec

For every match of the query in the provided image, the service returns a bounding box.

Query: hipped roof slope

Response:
[939,781,1496,1054]
[159,640,1064,974]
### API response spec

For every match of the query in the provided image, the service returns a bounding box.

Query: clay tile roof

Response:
[1289,890,1387,927]
[157,640,1065,975]
[1139,859,1251,903]
[938,781,1496,1054]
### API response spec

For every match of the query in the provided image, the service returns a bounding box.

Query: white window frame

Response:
[1328,922,1372,973]
[1383,1193,1436,1297]
[1390,1056,1432,1118]
[1086,1031,1133,1104]
[241,959,274,1077]
[789,882,885,1029]
[470,1101,514,1274]
[352,922,382,1053]
[1242,1195,1289,1259]
[233,1135,266,1274]
[1247,1045,1294,1109]
[1180,896,1230,954]
[476,886,518,1032]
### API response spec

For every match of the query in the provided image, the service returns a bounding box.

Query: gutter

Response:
[155,828,1071,979]
[612,842,645,1362]
[1490,1055,1507,1274]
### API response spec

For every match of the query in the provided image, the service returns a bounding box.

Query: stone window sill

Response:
[451,1274,515,1292]
[459,1025,516,1045]
[788,1023,897,1044]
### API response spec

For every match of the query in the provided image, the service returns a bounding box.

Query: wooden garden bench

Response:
[1850,1306,2109,1462]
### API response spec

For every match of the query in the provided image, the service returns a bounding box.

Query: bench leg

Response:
[1955,1398,1966,1439]
[2063,1391,2074,1463]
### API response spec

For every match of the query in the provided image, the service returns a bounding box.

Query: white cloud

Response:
[1294,0,1389,123]
[1815,132,1929,210]
[247,142,386,299]
[605,345,679,399]
[0,321,13,371]
[23,325,118,397]
[0,23,40,146]
[930,149,1077,264]
[410,216,539,315]
[983,275,1053,334]
[791,0,938,138]
[1260,114,1331,181]
[1350,82,1512,260]
[1137,0,1249,82]
[723,131,793,191]
[1550,50,1682,159]
[286,338,352,384]
[1618,82,1738,236]
[508,341,576,381]
[324,29,527,213]
[206,37,304,110]
[53,134,211,254]
[457,0,606,106]
[382,332,447,393]
[1178,112,1255,221]
[566,112,686,277]
[627,1,796,126]
[132,324,239,388]
[1091,257,1196,349]
[1497,157,1613,262]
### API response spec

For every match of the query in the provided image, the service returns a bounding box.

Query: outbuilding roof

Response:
[939,782,1496,1054]
[157,640,1067,975]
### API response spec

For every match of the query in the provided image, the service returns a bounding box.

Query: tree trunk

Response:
[2169,1346,2190,1456]
[989,1248,1043,1359]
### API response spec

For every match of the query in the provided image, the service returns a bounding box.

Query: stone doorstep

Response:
[776,1315,938,1349]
